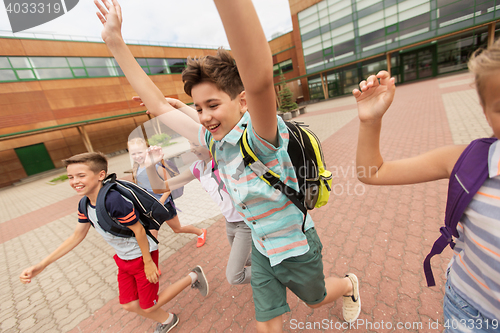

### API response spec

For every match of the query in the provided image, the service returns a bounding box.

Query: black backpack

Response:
[78,173,174,244]
[210,121,333,232]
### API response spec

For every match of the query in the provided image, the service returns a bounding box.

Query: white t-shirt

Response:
[190,160,242,222]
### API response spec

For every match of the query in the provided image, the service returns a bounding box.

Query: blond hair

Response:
[127,137,148,148]
[468,39,500,105]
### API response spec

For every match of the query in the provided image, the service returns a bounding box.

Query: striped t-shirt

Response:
[449,139,500,320]
[199,112,314,267]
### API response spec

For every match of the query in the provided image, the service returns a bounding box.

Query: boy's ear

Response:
[98,170,106,181]
[238,90,247,115]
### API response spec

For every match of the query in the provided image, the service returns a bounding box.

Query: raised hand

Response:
[144,146,164,168]
[353,71,396,123]
[94,0,123,43]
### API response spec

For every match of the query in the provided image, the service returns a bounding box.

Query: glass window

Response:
[0,69,16,81]
[281,60,293,73]
[29,57,68,68]
[0,57,11,68]
[147,58,167,67]
[136,58,148,66]
[72,68,87,77]
[9,57,31,68]
[16,69,35,79]
[34,68,73,79]
[169,67,184,74]
[142,67,150,74]
[273,64,280,76]
[83,57,111,67]
[149,67,169,74]
[67,57,84,67]
[167,59,186,67]
[86,67,114,77]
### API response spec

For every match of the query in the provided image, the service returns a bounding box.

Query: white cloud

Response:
[0,0,292,48]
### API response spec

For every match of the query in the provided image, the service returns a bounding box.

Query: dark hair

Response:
[63,152,108,174]
[468,38,500,105]
[182,48,244,99]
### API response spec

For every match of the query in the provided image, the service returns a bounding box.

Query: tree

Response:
[277,73,297,113]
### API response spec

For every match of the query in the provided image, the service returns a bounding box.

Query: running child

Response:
[94,0,360,331]
[19,152,209,333]
[127,137,207,246]
[146,142,252,285]
[355,41,500,332]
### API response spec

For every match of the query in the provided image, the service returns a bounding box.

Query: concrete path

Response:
[0,71,491,332]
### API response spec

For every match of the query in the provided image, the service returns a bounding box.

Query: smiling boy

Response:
[20,152,208,333]
[95,0,361,331]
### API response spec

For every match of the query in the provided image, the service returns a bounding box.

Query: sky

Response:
[0,0,294,48]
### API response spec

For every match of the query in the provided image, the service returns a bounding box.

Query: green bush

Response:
[148,133,173,147]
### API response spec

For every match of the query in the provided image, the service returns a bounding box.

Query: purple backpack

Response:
[423,137,497,287]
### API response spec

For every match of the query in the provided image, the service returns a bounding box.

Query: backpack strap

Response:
[423,138,496,287]
[96,174,159,244]
[78,196,94,228]
[239,126,308,232]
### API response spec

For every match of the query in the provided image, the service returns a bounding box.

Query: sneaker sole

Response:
[166,316,179,333]
[195,265,209,297]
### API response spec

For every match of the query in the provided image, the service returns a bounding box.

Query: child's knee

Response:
[226,269,244,285]
[306,302,322,309]
[121,302,139,313]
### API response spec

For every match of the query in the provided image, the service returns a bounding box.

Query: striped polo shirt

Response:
[449,139,500,320]
[199,112,314,266]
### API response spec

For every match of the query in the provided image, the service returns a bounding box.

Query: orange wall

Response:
[0,38,218,187]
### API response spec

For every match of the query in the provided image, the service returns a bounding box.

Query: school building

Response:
[0,0,499,187]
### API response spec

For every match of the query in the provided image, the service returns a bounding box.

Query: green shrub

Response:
[148,133,173,147]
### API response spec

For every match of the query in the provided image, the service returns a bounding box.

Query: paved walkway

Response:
[0,71,491,333]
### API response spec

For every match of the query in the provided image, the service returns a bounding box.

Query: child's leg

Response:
[256,315,283,333]
[225,221,252,285]
[165,215,203,235]
[307,276,352,308]
[251,243,290,332]
[163,198,203,236]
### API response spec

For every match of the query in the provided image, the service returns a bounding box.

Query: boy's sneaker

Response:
[197,229,207,247]
[154,313,179,333]
[343,273,361,323]
[191,265,209,297]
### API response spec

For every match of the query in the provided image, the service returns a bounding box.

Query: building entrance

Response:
[400,45,437,83]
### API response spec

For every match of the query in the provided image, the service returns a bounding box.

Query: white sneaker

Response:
[343,273,361,323]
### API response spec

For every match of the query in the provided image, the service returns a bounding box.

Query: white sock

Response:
[163,313,173,325]
[198,230,205,238]
[189,271,198,284]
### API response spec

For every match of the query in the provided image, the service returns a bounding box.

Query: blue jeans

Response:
[443,277,500,333]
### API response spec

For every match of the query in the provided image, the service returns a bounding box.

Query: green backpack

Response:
[210,121,332,232]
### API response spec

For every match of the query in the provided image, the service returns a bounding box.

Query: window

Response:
[0,56,188,82]
[273,59,293,76]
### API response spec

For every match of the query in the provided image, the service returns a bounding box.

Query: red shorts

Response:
[113,250,159,309]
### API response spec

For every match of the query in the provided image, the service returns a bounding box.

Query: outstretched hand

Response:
[19,264,43,284]
[353,71,396,123]
[94,0,123,43]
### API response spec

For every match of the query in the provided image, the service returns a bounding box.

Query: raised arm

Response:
[132,96,200,123]
[94,0,200,142]
[354,71,464,185]
[20,222,90,284]
[214,0,277,145]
